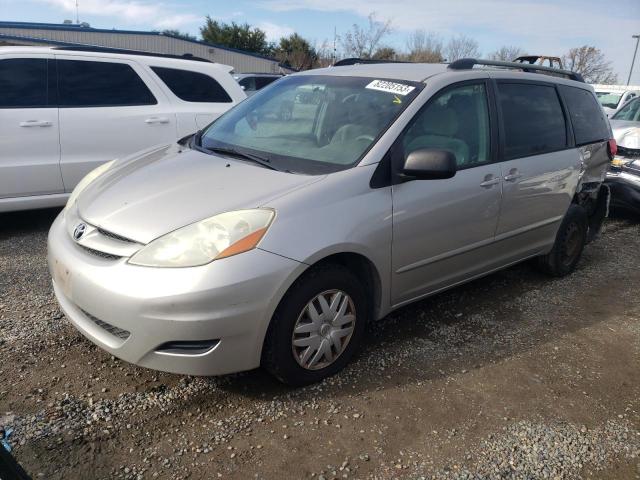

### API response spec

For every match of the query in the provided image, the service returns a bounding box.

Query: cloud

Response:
[39,0,200,29]
[259,0,639,82]
[153,13,201,29]
[257,21,294,42]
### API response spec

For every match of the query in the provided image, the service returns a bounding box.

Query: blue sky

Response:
[1,0,639,83]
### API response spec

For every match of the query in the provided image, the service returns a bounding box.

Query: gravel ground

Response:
[1,208,639,480]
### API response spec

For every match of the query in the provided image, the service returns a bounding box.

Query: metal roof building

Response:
[0,21,294,73]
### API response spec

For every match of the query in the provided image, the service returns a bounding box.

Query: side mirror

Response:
[401,148,457,180]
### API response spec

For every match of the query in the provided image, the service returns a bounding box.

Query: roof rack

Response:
[333,57,410,67]
[448,58,584,83]
[52,45,211,63]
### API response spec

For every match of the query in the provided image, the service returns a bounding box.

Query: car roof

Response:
[0,45,233,72]
[234,72,284,77]
[294,62,587,87]
[296,63,449,82]
[592,84,640,93]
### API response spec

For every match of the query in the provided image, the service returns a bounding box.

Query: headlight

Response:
[128,209,275,267]
[65,160,116,209]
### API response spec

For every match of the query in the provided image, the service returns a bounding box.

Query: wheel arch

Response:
[257,249,385,366]
[303,251,383,322]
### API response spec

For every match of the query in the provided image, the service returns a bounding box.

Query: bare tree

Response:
[405,30,444,62]
[562,46,618,84]
[488,45,526,62]
[315,39,336,67]
[445,34,480,62]
[340,13,393,59]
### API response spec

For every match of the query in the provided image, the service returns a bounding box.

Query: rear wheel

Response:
[536,204,588,277]
[262,264,368,386]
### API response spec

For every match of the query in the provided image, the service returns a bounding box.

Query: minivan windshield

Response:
[612,97,640,122]
[200,75,423,174]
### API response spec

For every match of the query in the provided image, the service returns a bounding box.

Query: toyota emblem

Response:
[73,223,87,241]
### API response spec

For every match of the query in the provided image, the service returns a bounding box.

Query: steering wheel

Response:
[355,134,375,142]
[341,93,359,104]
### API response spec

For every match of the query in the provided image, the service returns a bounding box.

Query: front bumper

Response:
[47,212,306,376]
[605,170,640,214]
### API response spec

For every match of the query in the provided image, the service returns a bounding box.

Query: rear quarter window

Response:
[559,85,609,145]
[151,67,232,103]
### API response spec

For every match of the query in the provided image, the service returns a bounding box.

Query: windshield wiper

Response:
[205,146,278,171]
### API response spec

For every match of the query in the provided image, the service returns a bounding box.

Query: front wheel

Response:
[536,204,588,277]
[262,264,368,386]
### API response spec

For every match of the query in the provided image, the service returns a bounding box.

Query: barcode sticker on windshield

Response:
[366,80,415,96]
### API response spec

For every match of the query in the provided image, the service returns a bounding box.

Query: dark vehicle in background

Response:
[234,73,284,97]
[606,97,640,215]
[514,55,564,69]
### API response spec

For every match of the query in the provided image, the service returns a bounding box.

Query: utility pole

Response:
[75,0,79,24]
[333,26,337,62]
[628,34,640,86]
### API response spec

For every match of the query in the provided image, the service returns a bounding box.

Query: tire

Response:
[262,264,368,386]
[536,204,588,277]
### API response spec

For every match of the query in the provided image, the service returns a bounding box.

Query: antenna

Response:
[333,26,337,62]
[75,0,79,24]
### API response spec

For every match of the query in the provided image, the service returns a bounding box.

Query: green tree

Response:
[200,17,269,55]
[372,47,396,60]
[275,33,317,70]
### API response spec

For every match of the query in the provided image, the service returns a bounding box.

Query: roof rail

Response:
[52,45,211,63]
[333,57,410,67]
[448,58,584,83]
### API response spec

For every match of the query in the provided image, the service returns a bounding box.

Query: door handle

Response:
[504,170,522,182]
[480,175,501,188]
[19,120,52,127]
[145,117,170,124]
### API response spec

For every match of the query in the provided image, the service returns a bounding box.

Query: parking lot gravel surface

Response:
[1,208,639,480]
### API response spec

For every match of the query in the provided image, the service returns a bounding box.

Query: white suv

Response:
[0,46,246,212]
[593,84,640,117]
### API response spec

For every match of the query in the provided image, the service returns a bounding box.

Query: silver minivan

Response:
[48,59,614,385]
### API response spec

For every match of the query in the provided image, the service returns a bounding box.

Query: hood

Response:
[610,120,640,150]
[78,144,323,244]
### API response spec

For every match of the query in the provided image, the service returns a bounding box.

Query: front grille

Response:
[79,245,122,260]
[618,145,640,158]
[82,309,131,340]
[97,228,135,243]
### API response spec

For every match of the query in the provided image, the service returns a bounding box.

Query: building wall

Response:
[0,25,292,73]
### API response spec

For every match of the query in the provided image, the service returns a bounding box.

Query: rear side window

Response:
[255,76,279,89]
[497,83,566,159]
[559,85,610,145]
[151,67,232,103]
[0,58,48,108]
[238,77,256,91]
[57,60,156,107]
